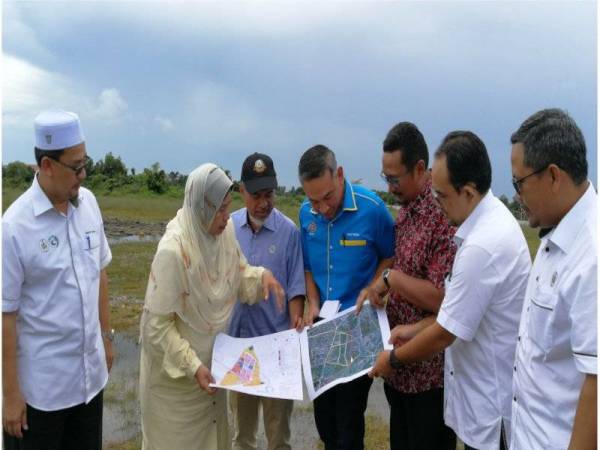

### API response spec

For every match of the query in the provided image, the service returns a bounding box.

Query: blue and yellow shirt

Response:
[299,179,394,311]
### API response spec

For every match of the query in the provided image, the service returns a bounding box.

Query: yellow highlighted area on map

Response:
[220,346,262,386]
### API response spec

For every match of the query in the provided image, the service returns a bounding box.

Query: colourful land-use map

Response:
[220,346,262,387]
[210,329,303,400]
[300,303,391,399]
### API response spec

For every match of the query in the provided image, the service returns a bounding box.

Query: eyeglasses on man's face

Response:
[512,165,547,194]
[48,155,90,176]
[380,171,410,187]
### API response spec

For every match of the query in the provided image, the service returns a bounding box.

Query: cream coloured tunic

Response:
[139,224,265,450]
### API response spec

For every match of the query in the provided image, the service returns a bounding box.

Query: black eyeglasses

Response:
[48,155,90,176]
[512,166,547,194]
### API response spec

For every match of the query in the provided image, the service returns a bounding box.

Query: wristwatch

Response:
[389,348,403,369]
[102,328,115,342]
[382,268,392,289]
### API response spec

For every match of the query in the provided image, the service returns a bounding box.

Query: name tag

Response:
[340,239,366,247]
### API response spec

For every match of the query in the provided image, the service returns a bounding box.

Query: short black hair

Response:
[298,145,337,182]
[383,122,429,171]
[434,131,491,195]
[34,147,64,167]
[511,108,587,185]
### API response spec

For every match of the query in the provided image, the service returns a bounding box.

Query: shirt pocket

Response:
[81,231,101,279]
[528,289,557,353]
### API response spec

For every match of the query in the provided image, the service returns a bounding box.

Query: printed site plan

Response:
[211,302,391,400]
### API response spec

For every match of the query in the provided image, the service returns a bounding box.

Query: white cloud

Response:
[89,88,129,122]
[154,116,175,132]
[2,54,130,129]
[2,54,76,127]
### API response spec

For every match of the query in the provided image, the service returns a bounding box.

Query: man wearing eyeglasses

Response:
[368,130,530,450]
[3,110,113,450]
[356,122,457,450]
[509,109,597,450]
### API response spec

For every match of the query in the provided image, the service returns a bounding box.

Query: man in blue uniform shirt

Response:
[229,153,306,450]
[298,144,394,450]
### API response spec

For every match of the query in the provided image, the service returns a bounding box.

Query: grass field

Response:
[2,186,304,223]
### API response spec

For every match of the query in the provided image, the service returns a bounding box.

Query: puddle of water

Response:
[103,333,141,446]
[107,235,162,245]
[103,334,389,449]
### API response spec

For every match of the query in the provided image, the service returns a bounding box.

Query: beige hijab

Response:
[143,163,243,333]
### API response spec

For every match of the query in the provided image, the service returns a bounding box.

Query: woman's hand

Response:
[262,270,285,312]
[195,365,216,395]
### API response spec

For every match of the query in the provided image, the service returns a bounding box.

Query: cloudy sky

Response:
[2,1,597,195]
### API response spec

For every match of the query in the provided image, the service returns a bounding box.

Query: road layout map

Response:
[300,302,392,400]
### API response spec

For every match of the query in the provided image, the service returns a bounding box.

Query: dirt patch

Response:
[104,217,166,238]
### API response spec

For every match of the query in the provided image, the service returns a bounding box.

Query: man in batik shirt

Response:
[358,122,456,450]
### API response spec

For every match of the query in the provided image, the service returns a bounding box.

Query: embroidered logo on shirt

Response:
[307,222,317,235]
[39,239,49,252]
[550,271,558,287]
[48,235,59,248]
[268,244,276,254]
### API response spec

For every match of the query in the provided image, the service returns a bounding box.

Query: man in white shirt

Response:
[2,110,113,450]
[509,108,597,450]
[368,131,531,450]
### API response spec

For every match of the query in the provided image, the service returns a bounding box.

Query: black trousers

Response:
[3,390,103,450]
[313,374,373,450]
[384,383,456,450]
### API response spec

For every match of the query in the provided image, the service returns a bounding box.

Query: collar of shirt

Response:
[453,190,495,247]
[240,208,277,233]
[310,178,358,219]
[31,174,55,217]
[31,174,82,217]
[544,182,596,254]
[397,178,433,223]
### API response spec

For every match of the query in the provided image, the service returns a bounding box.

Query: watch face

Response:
[389,349,402,369]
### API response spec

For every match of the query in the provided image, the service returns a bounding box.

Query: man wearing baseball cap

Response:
[2,110,113,449]
[228,153,306,450]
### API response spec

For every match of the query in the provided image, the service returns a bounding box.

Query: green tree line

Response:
[1,154,525,219]
[2,154,308,198]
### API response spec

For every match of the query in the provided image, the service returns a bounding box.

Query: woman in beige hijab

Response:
[139,163,284,450]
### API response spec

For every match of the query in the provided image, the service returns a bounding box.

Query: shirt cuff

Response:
[100,253,112,270]
[2,298,19,313]
[574,352,597,375]
[185,355,203,380]
[437,308,476,342]
[287,290,306,303]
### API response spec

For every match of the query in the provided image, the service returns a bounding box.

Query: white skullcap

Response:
[34,110,85,150]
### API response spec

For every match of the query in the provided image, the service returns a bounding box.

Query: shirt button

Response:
[545,247,550,252]
[513,396,517,402]
[513,366,517,372]
[329,287,333,291]
[330,246,333,250]
[536,276,539,282]
[450,371,454,376]
[518,336,521,341]
[330,265,333,269]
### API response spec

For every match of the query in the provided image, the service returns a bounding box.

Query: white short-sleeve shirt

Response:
[511,183,597,450]
[2,175,112,411]
[437,191,531,450]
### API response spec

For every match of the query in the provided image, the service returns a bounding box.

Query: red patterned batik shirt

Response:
[386,178,457,394]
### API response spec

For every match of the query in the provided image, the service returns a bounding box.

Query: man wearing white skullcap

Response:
[2,110,114,450]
